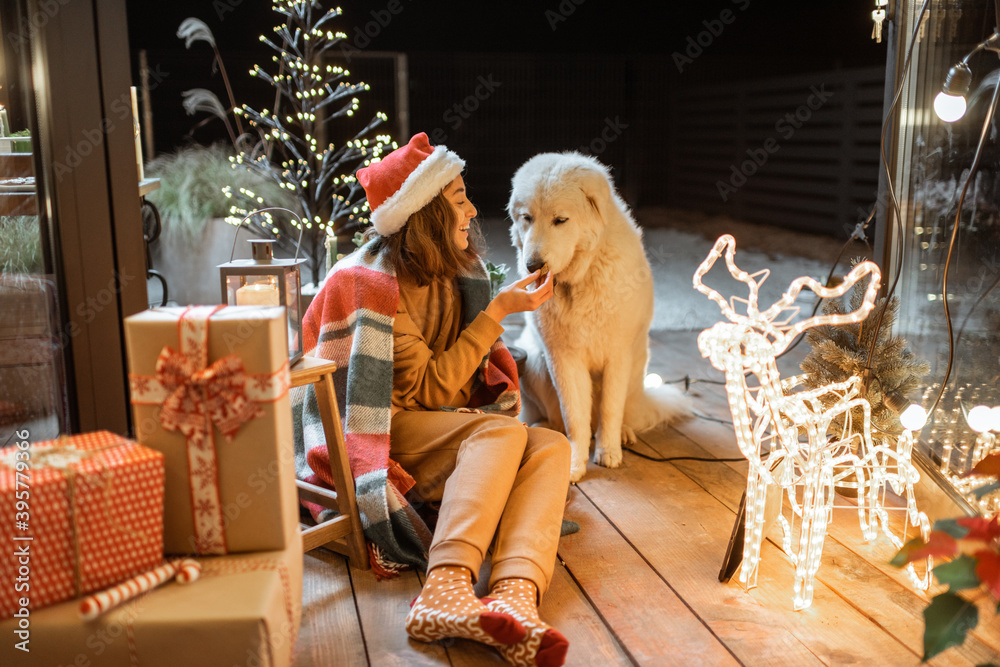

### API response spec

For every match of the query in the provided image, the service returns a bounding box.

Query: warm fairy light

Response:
[643,373,663,388]
[968,405,993,433]
[694,234,930,610]
[899,404,928,431]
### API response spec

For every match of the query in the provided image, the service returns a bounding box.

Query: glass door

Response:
[886,1,1000,513]
[0,1,67,442]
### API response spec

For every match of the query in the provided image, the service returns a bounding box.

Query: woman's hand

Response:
[484,270,554,323]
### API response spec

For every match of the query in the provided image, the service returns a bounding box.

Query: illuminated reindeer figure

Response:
[693,234,929,610]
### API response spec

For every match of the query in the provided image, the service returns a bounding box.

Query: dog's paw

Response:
[621,424,637,447]
[593,444,623,469]
[568,457,588,483]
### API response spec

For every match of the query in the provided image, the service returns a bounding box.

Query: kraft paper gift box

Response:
[0,431,165,620]
[124,305,298,555]
[0,530,303,667]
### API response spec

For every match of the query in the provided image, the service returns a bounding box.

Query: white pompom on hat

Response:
[357,132,466,236]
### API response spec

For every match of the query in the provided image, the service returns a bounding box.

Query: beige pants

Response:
[390,410,571,595]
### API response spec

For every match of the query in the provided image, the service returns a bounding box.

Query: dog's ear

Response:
[507,199,523,249]
[576,165,612,225]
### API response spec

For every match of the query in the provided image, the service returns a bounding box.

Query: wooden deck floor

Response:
[293,330,1000,666]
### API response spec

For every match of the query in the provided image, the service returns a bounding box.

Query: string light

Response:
[694,234,930,610]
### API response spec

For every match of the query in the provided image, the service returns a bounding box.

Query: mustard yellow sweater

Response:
[391,277,504,412]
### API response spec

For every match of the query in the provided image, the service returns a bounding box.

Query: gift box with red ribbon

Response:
[0,534,303,667]
[0,431,165,620]
[124,305,298,555]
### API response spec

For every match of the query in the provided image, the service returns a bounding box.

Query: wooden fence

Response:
[666,66,888,236]
[395,55,888,236]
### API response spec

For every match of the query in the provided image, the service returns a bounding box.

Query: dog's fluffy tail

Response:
[624,383,694,434]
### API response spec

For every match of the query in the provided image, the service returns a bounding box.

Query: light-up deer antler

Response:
[693,234,768,322]
[693,234,882,347]
[766,261,881,354]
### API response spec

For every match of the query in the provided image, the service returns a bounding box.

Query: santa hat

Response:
[357,132,466,236]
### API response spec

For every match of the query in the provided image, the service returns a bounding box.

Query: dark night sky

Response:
[126,0,884,66]
[124,0,889,155]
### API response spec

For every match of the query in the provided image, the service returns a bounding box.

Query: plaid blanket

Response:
[292,239,520,576]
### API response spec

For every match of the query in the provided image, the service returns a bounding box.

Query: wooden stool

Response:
[290,356,369,570]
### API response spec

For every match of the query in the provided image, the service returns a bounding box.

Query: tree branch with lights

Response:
[223,0,395,284]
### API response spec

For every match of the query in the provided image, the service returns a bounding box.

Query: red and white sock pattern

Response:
[405,566,526,648]
[484,578,569,667]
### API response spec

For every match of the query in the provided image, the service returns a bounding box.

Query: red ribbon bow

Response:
[155,347,264,445]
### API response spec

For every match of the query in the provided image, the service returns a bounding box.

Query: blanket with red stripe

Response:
[292,240,520,575]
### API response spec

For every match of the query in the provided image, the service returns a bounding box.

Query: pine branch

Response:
[802,284,930,434]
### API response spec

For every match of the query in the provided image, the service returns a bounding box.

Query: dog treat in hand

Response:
[536,263,550,286]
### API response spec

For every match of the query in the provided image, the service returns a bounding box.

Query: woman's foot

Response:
[405,566,526,648]
[483,578,569,667]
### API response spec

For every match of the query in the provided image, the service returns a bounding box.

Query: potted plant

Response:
[143,143,296,305]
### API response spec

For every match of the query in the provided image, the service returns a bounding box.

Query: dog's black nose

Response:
[526,259,546,274]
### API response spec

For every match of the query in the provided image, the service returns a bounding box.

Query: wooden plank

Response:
[352,568,449,666]
[559,487,739,665]
[540,562,634,666]
[290,356,339,387]
[639,425,998,666]
[674,66,886,98]
[575,457,912,663]
[300,516,352,551]
[0,192,36,215]
[295,550,368,667]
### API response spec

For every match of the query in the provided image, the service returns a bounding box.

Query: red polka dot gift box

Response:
[0,430,165,620]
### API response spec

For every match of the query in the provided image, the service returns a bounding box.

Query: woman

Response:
[300,133,572,666]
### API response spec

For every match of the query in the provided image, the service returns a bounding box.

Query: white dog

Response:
[507,151,691,482]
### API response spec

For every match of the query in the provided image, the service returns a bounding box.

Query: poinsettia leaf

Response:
[934,518,971,539]
[933,555,981,592]
[891,537,925,567]
[966,453,1000,478]
[974,550,1000,599]
[972,481,1000,500]
[923,592,979,661]
[892,532,959,566]
[957,515,1000,542]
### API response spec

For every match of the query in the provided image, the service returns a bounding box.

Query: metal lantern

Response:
[219,238,305,365]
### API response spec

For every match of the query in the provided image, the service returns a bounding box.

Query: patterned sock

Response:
[405,566,526,648]
[484,578,569,667]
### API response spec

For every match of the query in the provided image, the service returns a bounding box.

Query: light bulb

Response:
[967,405,993,433]
[934,91,968,122]
[990,406,1000,433]
[643,373,663,388]
[900,404,928,431]
[935,62,972,122]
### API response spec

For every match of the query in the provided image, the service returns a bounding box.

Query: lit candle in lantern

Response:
[235,282,280,306]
